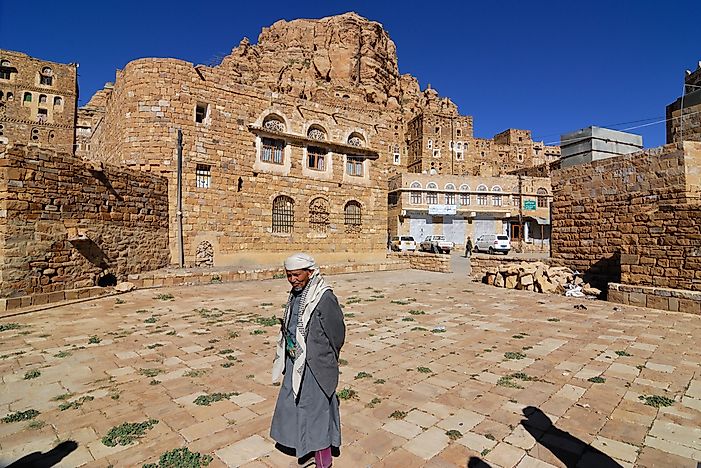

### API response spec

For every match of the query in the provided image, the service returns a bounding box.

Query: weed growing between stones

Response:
[496,376,524,389]
[337,387,357,400]
[639,395,674,407]
[402,317,415,322]
[389,410,407,419]
[547,318,560,322]
[411,327,428,331]
[338,359,348,366]
[251,329,266,335]
[88,336,101,344]
[24,369,41,380]
[355,371,372,380]
[154,294,175,301]
[184,370,206,378]
[144,317,158,324]
[193,392,239,406]
[366,397,382,408]
[254,316,277,327]
[54,350,71,358]
[27,420,45,430]
[2,409,40,423]
[504,352,526,360]
[588,376,606,384]
[0,323,21,332]
[139,369,164,378]
[143,447,213,468]
[51,393,73,401]
[408,310,426,315]
[374,379,386,384]
[417,367,432,373]
[446,430,462,441]
[59,396,94,411]
[115,298,126,305]
[615,350,632,357]
[102,419,159,446]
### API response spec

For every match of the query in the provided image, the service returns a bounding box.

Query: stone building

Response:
[388,173,552,251]
[666,61,701,144]
[0,49,77,152]
[405,100,560,177]
[78,13,558,268]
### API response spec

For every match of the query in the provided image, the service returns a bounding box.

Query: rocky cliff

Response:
[217,12,457,115]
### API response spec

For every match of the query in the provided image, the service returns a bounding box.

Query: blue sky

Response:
[1,0,698,148]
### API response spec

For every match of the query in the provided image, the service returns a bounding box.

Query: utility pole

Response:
[518,174,523,252]
[176,129,184,268]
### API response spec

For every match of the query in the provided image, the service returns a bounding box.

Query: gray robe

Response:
[270,289,345,455]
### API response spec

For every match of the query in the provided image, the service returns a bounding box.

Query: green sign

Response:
[524,200,537,210]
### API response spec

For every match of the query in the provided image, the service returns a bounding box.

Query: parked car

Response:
[420,235,454,254]
[474,234,510,255]
[390,236,417,252]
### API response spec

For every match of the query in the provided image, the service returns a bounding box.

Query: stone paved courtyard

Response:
[1,267,700,467]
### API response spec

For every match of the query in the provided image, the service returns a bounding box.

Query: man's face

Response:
[286,269,312,291]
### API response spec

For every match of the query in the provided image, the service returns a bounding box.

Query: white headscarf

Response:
[283,253,316,271]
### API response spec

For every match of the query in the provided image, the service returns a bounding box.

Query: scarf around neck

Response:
[272,270,331,397]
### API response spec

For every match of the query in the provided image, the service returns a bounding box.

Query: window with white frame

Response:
[346,156,363,176]
[477,184,488,205]
[196,164,211,188]
[410,182,422,204]
[307,146,326,171]
[492,186,502,206]
[433,149,440,158]
[261,137,285,164]
[537,188,548,208]
[428,139,433,149]
[426,182,438,204]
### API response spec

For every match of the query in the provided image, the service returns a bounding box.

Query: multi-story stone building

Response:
[388,173,552,251]
[667,61,701,143]
[0,49,77,152]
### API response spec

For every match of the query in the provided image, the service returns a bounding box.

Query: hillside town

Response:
[0,11,700,468]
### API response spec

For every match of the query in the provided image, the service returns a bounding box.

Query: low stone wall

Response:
[0,259,410,314]
[470,255,550,281]
[608,283,701,315]
[388,252,452,273]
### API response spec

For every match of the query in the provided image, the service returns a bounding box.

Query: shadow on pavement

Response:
[5,440,78,468]
[521,406,622,468]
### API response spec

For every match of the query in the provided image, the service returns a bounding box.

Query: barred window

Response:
[460,193,470,205]
[272,195,294,233]
[309,197,329,234]
[261,137,285,164]
[512,195,521,207]
[344,201,362,233]
[307,146,326,171]
[445,193,455,205]
[411,192,422,204]
[492,195,502,206]
[477,184,488,206]
[196,164,211,188]
[426,192,438,204]
[346,156,363,176]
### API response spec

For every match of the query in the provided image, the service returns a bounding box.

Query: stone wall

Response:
[388,251,451,273]
[551,141,701,290]
[0,145,169,298]
[470,255,550,281]
[608,283,701,315]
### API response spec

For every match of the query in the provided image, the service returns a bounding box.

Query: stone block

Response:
[646,295,670,312]
[607,289,625,304]
[678,298,701,315]
[628,292,646,307]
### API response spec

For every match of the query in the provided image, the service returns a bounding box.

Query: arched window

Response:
[53,96,62,106]
[426,182,438,204]
[263,115,285,132]
[344,201,362,233]
[272,195,294,233]
[309,197,330,234]
[459,184,470,205]
[39,67,52,86]
[491,186,502,206]
[537,188,549,208]
[307,125,327,141]
[39,94,47,104]
[410,181,422,204]
[6,92,13,101]
[477,184,488,206]
[347,132,365,147]
[23,92,32,103]
[445,183,456,205]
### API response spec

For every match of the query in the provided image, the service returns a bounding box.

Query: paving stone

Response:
[590,436,639,463]
[215,434,272,467]
[382,419,423,439]
[403,426,449,459]
[485,442,526,467]
[436,409,484,432]
[456,431,497,453]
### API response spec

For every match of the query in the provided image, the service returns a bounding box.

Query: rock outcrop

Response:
[217,12,456,114]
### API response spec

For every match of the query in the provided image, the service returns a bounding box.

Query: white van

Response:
[390,236,417,252]
[474,234,510,255]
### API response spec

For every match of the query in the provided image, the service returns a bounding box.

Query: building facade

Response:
[667,61,701,144]
[0,49,77,152]
[388,173,552,251]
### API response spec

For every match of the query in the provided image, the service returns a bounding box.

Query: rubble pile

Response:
[483,261,602,297]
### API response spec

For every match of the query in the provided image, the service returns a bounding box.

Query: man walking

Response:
[465,236,473,258]
[271,253,345,468]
